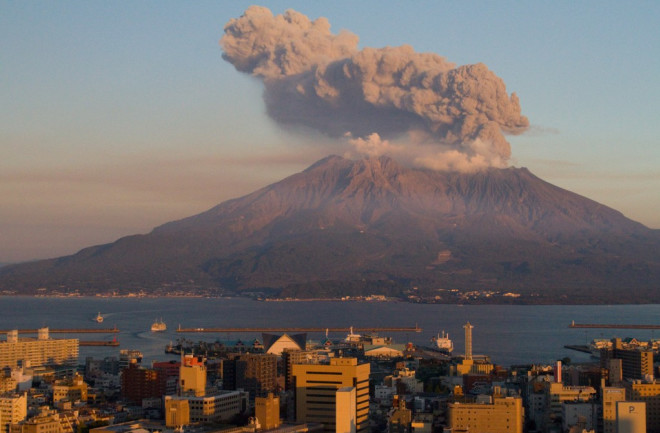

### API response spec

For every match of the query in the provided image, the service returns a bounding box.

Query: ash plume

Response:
[221,6,529,171]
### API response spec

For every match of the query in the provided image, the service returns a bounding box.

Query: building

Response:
[292,358,370,433]
[0,330,78,370]
[179,355,206,397]
[282,349,321,391]
[600,339,653,380]
[388,399,411,433]
[120,363,166,404]
[164,390,248,424]
[263,333,306,356]
[624,380,660,432]
[447,393,524,433]
[255,392,280,430]
[336,387,356,433]
[602,386,626,433]
[545,382,596,426]
[0,393,27,433]
[164,397,190,428]
[236,354,278,399]
[152,360,180,396]
[52,374,88,404]
[561,402,597,432]
[8,407,68,433]
[617,401,646,433]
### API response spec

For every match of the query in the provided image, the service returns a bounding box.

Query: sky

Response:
[1,1,659,263]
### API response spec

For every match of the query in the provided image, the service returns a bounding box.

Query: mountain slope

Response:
[1,155,659,302]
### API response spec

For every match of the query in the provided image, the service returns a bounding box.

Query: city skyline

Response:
[2,2,659,263]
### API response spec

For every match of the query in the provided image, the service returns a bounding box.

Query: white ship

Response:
[94,312,104,323]
[345,326,362,343]
[151,318,167,332]
[432,330,453,353]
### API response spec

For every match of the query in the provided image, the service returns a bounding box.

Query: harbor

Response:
[175,325,422,333]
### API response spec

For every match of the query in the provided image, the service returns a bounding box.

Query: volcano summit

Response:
[1,156,659,303]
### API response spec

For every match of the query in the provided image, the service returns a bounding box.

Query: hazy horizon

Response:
[2,2,659,263]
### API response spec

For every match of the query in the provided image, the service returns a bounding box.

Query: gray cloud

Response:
[221,6,529,171]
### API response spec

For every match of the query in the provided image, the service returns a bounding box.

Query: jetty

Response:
[0,327,120,334]
[564,344,592,354]
[569,322,660,330]
[176,325,422,333]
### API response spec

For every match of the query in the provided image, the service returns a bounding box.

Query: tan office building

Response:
[602,386,626,433]
[448,394,524,433]
[292,358,370,433]
[179,355,206,397]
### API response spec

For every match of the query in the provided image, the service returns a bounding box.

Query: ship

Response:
[94,312,104,323]
[432,330,453,353]
[345,326,362,343]
[151,318,167,332]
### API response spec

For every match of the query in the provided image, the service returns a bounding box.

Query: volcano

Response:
[2,155,659,303]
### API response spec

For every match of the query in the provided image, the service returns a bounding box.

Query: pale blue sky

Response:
[2,1,659,262]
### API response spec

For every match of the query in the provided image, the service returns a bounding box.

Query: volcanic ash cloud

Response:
[221,6,529,171]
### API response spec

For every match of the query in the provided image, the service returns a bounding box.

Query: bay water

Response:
[2,296,659,367]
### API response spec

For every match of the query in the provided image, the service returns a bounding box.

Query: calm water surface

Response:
[1,297,659,367]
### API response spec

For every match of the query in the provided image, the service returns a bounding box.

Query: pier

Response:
[0,327,120,334]
[569,322,660,330]
[176,326,422,333]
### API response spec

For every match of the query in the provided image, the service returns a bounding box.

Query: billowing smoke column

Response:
[221,6,529,171]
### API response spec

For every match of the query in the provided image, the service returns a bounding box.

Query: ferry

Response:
[432,330,453,353]
[345,326,362,343]
[151,319,167,332]
[94,312,104,323]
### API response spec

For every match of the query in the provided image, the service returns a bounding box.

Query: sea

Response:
[1,296,660,367]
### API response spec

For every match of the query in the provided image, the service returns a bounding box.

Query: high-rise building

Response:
[236,354,278,399]
[292,357,370,433]
[602,386,626,433]
[121,363,166,404]
[282,349,321,391]
[463,322,474,360]
[0,329,78,370]
[600,339,653,380]
[179,355,206,397]
[336,387,357,433]
[448,393,523,433]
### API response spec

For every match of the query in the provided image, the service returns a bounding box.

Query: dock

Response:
[176,326,422,333]
[0,327,120,334]
[569,322,660,330]
[564,344,592,354]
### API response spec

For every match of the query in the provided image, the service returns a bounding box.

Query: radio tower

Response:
[463,321,474,360]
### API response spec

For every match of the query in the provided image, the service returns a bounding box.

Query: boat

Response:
[432,330,453,353]
[94,312,104,323]
[151,318,167,332]
[345,326,362,343]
